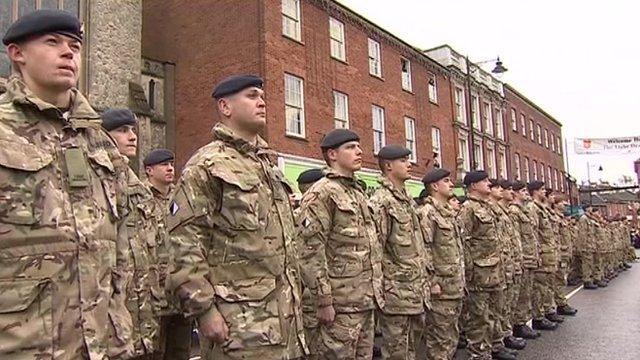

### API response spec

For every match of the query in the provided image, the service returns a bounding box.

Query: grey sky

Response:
[337,0,640,184]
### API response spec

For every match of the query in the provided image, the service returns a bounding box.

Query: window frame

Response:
[333,90,349,129]
[428,73,438,103]
[514,153,521,180]
[329,17,346,61]
[432,127,442,168]
[281,0,302,42]
[372,104,386,154]
[400,57,412,92]
[284,73,306,137]
[404,116,417,162]
[368,38,382,78]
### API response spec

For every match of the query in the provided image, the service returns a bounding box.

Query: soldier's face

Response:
[490,186,502,199]
[472,178,491,196]
[502,188,514,201]
[331,141,362,172]
[222,87,266,133]
[434,177,453,197]
[146,161,175,185]
[448,196,460,210]
[7,33,81,92]
[109,125,138,158]
[388,157,411,180]
[516,188,529,201]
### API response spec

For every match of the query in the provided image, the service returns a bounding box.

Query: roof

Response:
[504,83,562,128]
[579,189,639,205]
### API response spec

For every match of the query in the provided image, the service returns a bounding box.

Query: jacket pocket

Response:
[472,257,502,289]
[388,207,418,258]
[0,278,53,357]
[219,176,263,231]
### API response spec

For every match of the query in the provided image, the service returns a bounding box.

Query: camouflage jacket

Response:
[555,212,573,265]
[577,215,596,253]
[526,201,558,273]
[594,220,605,254]
[500,202,523,276]
[509,202,539,270]
[167,123,305,357]
[459,195,505,292]
[125,170,162,355]
[417,197,465,300]
[297,169,384,313]
[368,178,427,315]
[0,76,134,359]
[490,202,515,284]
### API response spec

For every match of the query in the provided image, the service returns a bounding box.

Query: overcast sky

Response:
[337,0,640,185]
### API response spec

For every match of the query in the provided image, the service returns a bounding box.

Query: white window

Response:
[529,119,535,141]
[496,109,504,140]
[547,165,552,185]
[551,132,556,152]
[372,105,386,154]
[329,17,345,61]
[483,102,493,135]
[553,169,558,190]
[333,91,349,129]
[401,58,412,91]
[405,117,417,162]
[540,163,545,182]
[511,108,517,132]
[458,135,470,171]
[514,153,521,180]
[428,73,438,103]
[536,124,542,145]
[486,146,496,178]
[560,172,565,192]
[432,127,442,168]
[532,160,538,180]
[455,87,466,125]
[498,149,507,178]
[282,0,301,41]
[284,74,305,137]
[368,38,382,77]
[544,128,549,148]
[473,141,484,170]
[524,157,530,182]
[471,95,480,130]
[520,114,526,137]
[557,136,563,154]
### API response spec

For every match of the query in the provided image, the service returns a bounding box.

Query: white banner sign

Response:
[574,136,640,155]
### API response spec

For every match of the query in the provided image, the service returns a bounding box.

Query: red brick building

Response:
[142,0,458,194]
[504,84,566,192]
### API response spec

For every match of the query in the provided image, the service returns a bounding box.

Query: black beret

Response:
[499,179,513,189]
[512,181,526,191]
[3,10,83,46]
[455,195,467,204]
[488,178,500,188]
[101,108,136,131]
[144,149,174,166]
[463,170,488,186]
[297,168,325,185]
[320,129,360,150]
[545,188,554,196]
[419,188,427,199]
[212,74,263,99]
[378,145,411,160]
[527,180,545,192]
[422,168,450,186]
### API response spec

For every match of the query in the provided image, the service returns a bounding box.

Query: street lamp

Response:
[465,56,508,171]
[586,161,603,205]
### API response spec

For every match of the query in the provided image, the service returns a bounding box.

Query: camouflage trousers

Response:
[465,291,497,360]
[379,312,425,360]
[312,310,375,360]
[424,299,463,360]
[594,252,605,282]
[490,289,507,352]
[568,255,582,285]
[513,269,533,325]
[507,274,521,327]
[154,314,193,360]
[580,252,595,283]
[532,272,555,319]
[553,261,569,308]
[302,312,320,359]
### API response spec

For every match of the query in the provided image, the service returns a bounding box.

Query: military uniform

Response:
[0,76,134,359]
[297,169,384,360]
[577,214,597,285]
[459,194,505,360]
[418,196,465,360]
[510,202,539,328]
[167,123,306,359]
[369,177,427,360]
[550,210,570,309]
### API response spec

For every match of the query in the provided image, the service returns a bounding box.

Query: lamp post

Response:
[465,56,508,170]
[586,161,603,205]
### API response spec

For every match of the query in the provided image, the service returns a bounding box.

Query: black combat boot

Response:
[596,280,608,287]
[532,318,558,330]
[491,349,517,360]
[546,312,565,323]
[583,281,598,289]
[504,335,526,350]
[513,324,540,339]
[457,335,468,349]
[557,304,578,316]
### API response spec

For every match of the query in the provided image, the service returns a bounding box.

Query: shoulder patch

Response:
[166,186,196,232]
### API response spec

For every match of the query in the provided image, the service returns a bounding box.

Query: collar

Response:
[425,196,455,217]
[325,168,365,192]
[212,122,272,157]
[378,177,411,203]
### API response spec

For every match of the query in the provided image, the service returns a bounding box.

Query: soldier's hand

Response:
[430,283,442,295]
[317,304,336,324]
[198,307,229,344]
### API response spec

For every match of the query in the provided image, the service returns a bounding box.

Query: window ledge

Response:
[282,34,304,46]
[429,99,439,106]
[370,73,385,81]
[402,87,414,95]
[331,56,348,65]
[285,133,308,141]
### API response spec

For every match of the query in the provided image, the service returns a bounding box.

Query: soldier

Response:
[458,171,509,360]
[297,128,384,359]
[550,195,578,317]
[526,181,562,331]
[143,149,194,360]
[166,75,306,359]
[509,181,546,336]
[592,209,609,287]
[577,206,600,289]
[102,109,163,358]
[297,168,325,195]
[368,145,428,360]
[418,168,466,360]
[0,9,134,359]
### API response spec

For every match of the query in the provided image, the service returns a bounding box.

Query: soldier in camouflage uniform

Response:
[592,210,609,287]
[418,168,466,360]
[297,128,384,359]
[0,10,135,359]
[458,171,509,360]
[550,194,578,317]
[166,75,306,359]
[102,109,164,359]
[577,206,600,289]
[526,182,560,331]
[509,181,546,336]
[368,145,428,360]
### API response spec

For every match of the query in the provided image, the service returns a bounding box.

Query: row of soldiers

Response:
[0,9,636,360]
